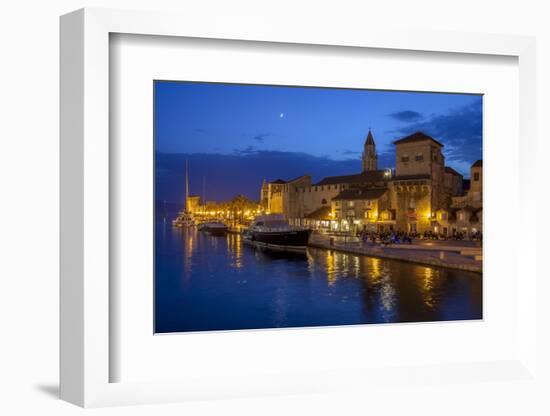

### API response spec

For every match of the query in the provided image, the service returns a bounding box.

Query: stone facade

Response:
[331,187,393,233]
[445,160,483,236]
[260,175,312,218]
[186,195,201,213]
[260,130,482,236]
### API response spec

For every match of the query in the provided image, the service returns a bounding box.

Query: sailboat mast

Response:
[202,176,206,205]
[185,159,189,211]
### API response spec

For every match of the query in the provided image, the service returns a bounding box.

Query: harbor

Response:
[161,157,482,333]
[156,212,482,333]
[172,205,482,273]
[309,235,482,273]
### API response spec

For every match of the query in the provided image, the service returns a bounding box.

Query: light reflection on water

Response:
[155,226,482,333]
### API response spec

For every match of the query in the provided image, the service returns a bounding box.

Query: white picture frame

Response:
[60,7,538,407]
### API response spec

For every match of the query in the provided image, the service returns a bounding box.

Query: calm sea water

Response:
[154,218,482,333]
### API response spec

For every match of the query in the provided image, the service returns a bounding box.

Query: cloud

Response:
[252,133,275,143]
[155,150,369,204]
[389,110,423,122]
[233,145,257,155]
[342,149,361,155]
[391,100,482,171]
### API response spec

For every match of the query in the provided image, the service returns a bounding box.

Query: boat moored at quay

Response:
[243,214,312,252]
[198,221,229,236]
[172,210,195,228]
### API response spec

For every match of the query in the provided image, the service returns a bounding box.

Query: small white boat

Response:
[172,210,195,228]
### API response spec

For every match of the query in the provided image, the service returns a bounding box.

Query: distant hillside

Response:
[155,151,394,204]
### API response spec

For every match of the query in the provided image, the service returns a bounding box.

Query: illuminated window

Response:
[349,201,355,207]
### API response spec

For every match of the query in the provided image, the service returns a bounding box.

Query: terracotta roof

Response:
[472,160,483,167]
[333,187,387,201]
[304,206,332,220]
[270,175,310,185]
[315,170,387,186]
[286,175,310,183]
[393,131,443,147]
[444,166,463,177]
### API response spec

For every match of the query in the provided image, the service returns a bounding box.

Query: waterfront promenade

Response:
[157,225,483,332]
[309,235,482,273]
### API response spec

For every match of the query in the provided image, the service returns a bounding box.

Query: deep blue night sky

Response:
[155,81,482,206]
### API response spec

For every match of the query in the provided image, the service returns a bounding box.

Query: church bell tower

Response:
[362,129,378,172]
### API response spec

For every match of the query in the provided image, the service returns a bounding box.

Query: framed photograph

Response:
[60,8,538,407]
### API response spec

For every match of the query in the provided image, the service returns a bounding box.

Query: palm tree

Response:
[228,195,257,225]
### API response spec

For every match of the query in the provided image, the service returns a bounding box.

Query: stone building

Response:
[260,130,482,236]
[388,132,471,233]
[186,195,201,213]
[260,175,312,218]
[331,187,392,233]
[435,160,483,237]
[444,166,464,197]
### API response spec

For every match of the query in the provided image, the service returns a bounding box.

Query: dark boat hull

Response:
[198,222,228,236]
[207,227,228,236]
[249,229,311,248]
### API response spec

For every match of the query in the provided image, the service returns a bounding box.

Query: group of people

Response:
[356,229,483,246]
[422,230,483,241]
[358,230,413,247]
